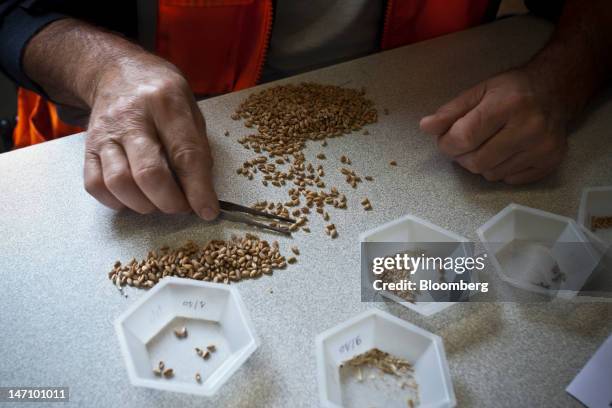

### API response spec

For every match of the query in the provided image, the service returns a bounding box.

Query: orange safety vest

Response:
[13,0,489,149]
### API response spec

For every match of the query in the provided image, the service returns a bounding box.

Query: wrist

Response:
[92,52,185,107]
[522,41,599,125]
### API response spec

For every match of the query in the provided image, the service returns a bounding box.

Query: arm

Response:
[420,0,612,184]
[23,18,219,218]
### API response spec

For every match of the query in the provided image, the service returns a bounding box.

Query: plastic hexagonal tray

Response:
[315,308,455,408]
[477,203,600,297]
[360,214,475,316]
[115,277,259,396]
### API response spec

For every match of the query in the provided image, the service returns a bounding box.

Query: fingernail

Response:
[199,207,218,221]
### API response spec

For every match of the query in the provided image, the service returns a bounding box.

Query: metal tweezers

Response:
[219,200,295,236]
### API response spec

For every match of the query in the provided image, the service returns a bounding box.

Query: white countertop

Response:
[1,15,611,407]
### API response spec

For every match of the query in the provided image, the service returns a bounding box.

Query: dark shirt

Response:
[0,0,565,96]
[0,0,136,95]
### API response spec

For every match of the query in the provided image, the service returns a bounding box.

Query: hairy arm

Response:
[525,0,612,119]
[24,19,219,218]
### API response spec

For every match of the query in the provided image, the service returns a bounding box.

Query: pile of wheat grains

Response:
[232,82,378,237]
[109,233,289,290]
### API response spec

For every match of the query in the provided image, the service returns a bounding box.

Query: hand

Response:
[420,69,568,184]
[84,55,219,219]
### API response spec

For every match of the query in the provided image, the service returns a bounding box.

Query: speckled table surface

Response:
[1,15,611,408]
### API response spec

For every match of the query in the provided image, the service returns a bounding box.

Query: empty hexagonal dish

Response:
[114,277,259,396]
[477,203,601,297]
[315,308,455,408]
[578,186,612,247]
[360,214,476,316]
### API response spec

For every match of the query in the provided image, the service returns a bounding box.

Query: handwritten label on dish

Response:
[339,335,362,354]
[182,299,206,310]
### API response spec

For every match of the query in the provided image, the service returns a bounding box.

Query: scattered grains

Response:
[231,83,379,239]
[365,176,373,181]
[162,368,174,378]
[153,367,161,376]
[340,348,419,406]
[361,198,373,211]
[592,216,612,231]
[345,348,413,376]
[224,130,230,137]
[207,345,217,353]
[389,160,397,166]
[291,246,300,255]
[195,372,202,383]
[339,167,362,189]
[174,327,188,339]
[287,256,297,264]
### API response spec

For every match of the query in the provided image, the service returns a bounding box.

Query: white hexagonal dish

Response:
[114,277,259,396]
[360,214,476,316]
[477,203,601,298]
[315,308,455,408]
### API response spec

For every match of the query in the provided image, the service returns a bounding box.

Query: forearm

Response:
[23,18,149,109]
[525,0,612,120]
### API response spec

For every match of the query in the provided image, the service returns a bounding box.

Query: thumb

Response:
[420,82,487,136]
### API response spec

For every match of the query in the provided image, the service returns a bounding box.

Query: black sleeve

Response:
[0,0,138,94]
[0,2,66,94]
[524,0,567,21]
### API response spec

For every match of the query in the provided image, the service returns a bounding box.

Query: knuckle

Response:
[141,74,189,104]
[450,123,476,152]
[132,164,166,186]
[464,156,484,174]
[440,129,471,156]
[84,174,105,196]
[171,145,207,173]
[104,168,131,190]
[503,92,529,110]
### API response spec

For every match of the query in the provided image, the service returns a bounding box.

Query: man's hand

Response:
[84,57,218,218]
[421,0,612,185]
[420,69,568,184]
[24,19,219,219]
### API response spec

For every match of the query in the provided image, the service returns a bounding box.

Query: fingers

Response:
[98,142,157,214]
[152,96,219,221]
[420,82,487,136]
[482,151,532,182]
[437,99,509,157]
[503,167,553,185]
[121,133,190,214]
[84,150,125,210]
[454,126,522,175]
